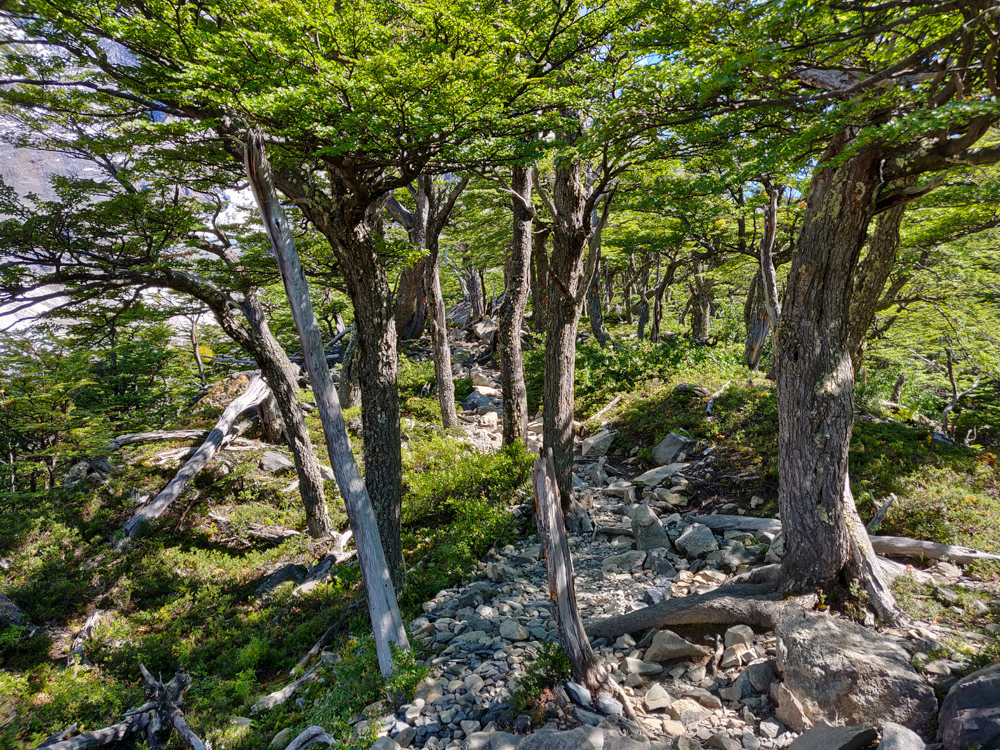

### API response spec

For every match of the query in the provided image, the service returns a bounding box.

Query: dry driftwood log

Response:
[123,376,269,539]
[208,511,302,543]
[251,664,321,714]
[281,726,336,750]
[107,430,210,450]
[39,665,205,750]
[533,451,646,733]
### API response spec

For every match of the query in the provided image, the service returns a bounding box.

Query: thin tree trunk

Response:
[425,240,458,428]
[690,275,714,344]
[393,258,428,342]
[499,165,534,445]
[245,130,408,675]
[337,331,361,409]
[775,129,902,625]
[530,226,551,334]
[189,318,206,389]
[622,254,635,325]
[587,276,611,347]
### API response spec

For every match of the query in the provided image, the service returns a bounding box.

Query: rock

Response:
[565,681,592,706]
[602,551,647,572]
[745,659,778,693]
[513,713,532,733]
[485,562,518,583]
[582,431,616,457]
[776,606,937,732]
[935,587,961,607]
[787,721,877,750]
[464,391,495,410]
[644,629,711,662]
[879,723,926,750]
[633,463,688,487]
[927,560,962,580]
[724,625,754,648]
[624,657,663,676]
[774,683,811,733]
[707,735,741,750]
[937,659,1000,750]
[674,524,720,559]
[461,720,482,736]
[645,552,677,578]
[462,733,522,750]
[677,739,704,750]
[759,718,783,739]
[255,563,308,597]
[575,708,603,726]
[372,739,401,750]
[499,619,530,641]
[764,531,785,564]
[260,450,295,473]
[595,693,624,716]
[653,433,698,466]
[682,687,722,709]
[666,697,712,725]
[465,674,485,693]
[662,720,686,737]
[519,727,603,750]
[480,411,499,427]
[270,728,293,748]
[644,684,674,711]
[631,505,672,551]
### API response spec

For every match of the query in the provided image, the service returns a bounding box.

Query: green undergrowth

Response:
[506,641,572,726]
[1,418,532,749]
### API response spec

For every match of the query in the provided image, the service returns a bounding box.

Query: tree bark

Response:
[587,276,612,347]
[529,225,551,334]
[775,130,902,624]
[425,239,458,428]
[337,331,361,409]
[498,165,534,445]
[689,274,714,344]
[393,257,428,342]
[245,131,408,675]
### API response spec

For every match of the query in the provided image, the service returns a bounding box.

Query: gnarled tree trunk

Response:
[530,226,551,334]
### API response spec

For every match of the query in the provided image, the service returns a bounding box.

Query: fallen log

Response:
[107,430,210,450]
[282,726,336,750]
[208,511,301,543]
[868,536,1000,565]
[123,376,269,539]
[251,663,321,714]
[585,582,816,640]
[39,665,205,750]
[68,610,102,667]
[687,515,781,534]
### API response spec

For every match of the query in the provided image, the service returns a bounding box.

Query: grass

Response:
[0,398,533,750]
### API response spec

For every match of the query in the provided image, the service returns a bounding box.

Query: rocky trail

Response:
[351,349,1000,750]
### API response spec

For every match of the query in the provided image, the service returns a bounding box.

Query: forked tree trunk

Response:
[246,130,408,675]
[744,186,781,371]
[498,165,534,445]
[394,257,428,342]
[775,130,902,624]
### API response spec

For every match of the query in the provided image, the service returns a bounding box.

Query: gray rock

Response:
[653,433,697,465]
[565,681,592,706]
[460,720,482,736]
[724,625,754,648]
[633,463,688,487]
[776,606,937,732]
[519,727,604,750]
[461,732,522,750]
[632,505,672,551]
[764,530,785,564]
[666,697,712,725]
[707,735,741,750]
[644,683,673,711]
[745,659,778,693]
[759,718,783,739]
[464,391,494,410]
[595,693,624,716]
[395,726,417,746]
[644,629,711,662]
[741,729,760,750]
[499,618,530,641]
[372,739,401,750]
[602,551,647,571]
[270,728,293,748]
[937,659,1000,750]
[624,657,663,676]
[774,683,810,733]
[575,708,603,726]
[787,721,877,750]
[582,431,616,458]
[485,562,519,583]
[645,552,677,578]
[260,450,295,473]
[674,524,720,559]
[878,722,925,750]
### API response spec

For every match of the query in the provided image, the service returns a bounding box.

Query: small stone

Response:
[644,629,711,662]
[718,684,743,703]
[624,657,663,676]
[575,708,603,726]
[644,683,674,711]
[394,726,416,747]
[565,681,592,706]
[877,722,926,750]
[674,524,720,559]
[759,719,783,739]
[745,659,778,693]
[724,625,754,648]
[666,697,711,725]
[499,619,530,641]
[707,734,741,750]
[270,728,293,748]
[720,643,749,669]
[683,687,722,709]
[582,430,616,457]
[615,634,636,649]
[464,674,485,693]
[602,551,647,572]
[662,719,686,737]
[259,451,294,473]
[371,738,401,750]
[460,720,482,736]
[936,587,961,607]
[742,729,760,750]
[775,684,811,733]
[595,693,624,716]
[513,714,532,733]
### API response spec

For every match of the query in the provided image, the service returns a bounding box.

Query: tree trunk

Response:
[775,130,901,624]
[530,226,551,334]
[189,318,206,389]
[622,254,635,325]
[336,331,362,409]
[587,276,612,347]
[425,239,458,428]
[498,165,534,445]
[394,257,428,342]
[245,131,408,674]
[690,275,714,344]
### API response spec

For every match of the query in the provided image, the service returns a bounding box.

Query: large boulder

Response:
[631,505,672,551]
[787,721,877,750]
[653,433,697,465]
[259,450,294,474]
[937,659,1000,750]
[775,606,937,732]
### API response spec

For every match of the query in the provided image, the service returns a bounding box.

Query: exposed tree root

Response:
[107,430,210,450]
[585,582,816,640]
